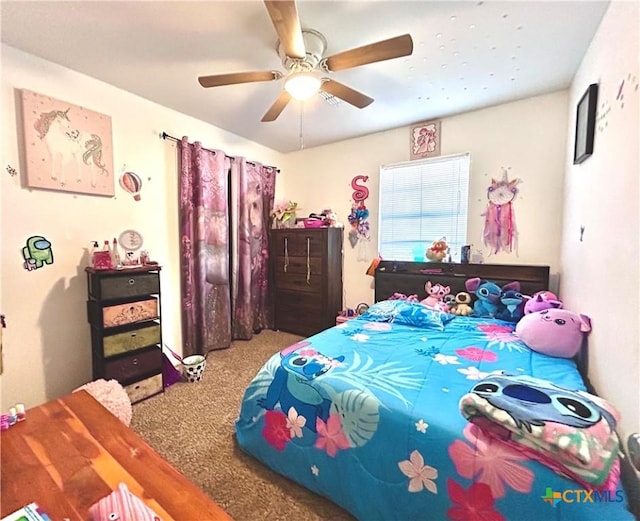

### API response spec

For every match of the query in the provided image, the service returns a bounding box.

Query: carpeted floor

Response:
[131,330,355,521]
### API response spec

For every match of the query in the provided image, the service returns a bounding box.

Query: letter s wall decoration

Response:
[347,175,372,261]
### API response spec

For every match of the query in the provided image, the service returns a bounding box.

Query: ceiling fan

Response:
[198,0,414,122]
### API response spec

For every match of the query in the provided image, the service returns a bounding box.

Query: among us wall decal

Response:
[22,235,54,271]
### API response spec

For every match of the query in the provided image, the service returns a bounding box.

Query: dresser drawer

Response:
[124,373,163,403]
[273,231,327,257]
[274,292,323,336]
[89,298,159,328]
[102,323,161,358]
[274,269,323,293]
[273,256,322,275]
[88,272,160,300]
[104,347,162,384]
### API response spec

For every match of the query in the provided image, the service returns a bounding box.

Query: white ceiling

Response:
[1,1,609,153]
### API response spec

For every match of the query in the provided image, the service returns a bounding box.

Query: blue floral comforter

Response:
[235,301,633,521]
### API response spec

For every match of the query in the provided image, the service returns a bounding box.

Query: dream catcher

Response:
[482,169,521,255]
[347,175,371,261]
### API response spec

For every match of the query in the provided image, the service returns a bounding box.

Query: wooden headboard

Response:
[374,261,550,302]
[373,260,590,376]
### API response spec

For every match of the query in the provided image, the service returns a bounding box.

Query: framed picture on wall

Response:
[20,89,115,196]
[409,119,441,160]
[573,83,598,165]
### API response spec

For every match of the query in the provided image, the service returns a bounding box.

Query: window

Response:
[378,153,470,262]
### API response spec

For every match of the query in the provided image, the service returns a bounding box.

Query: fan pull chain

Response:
[299,101,305,151]
[306,237,311,285]
[284,237,289,273]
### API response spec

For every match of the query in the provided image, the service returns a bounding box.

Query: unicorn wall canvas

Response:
[20,90,114,196]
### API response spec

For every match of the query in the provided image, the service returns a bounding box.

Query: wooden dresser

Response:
[86,266,164,404]
[270,227,343,337]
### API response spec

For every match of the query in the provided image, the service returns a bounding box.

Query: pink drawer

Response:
[102,298,158,327]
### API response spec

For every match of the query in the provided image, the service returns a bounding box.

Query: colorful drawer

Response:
[100,298,158,328]
[103,347,162,384]
[102,323,161,358]
[124,373,163,403]
[87,270,160,300]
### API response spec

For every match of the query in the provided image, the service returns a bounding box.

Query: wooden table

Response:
[1,390,232,520]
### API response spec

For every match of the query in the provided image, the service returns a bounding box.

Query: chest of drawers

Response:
[270,228,343,337]
[85,266,164,403]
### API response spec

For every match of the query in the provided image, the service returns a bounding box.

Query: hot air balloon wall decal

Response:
[119,171,142,201]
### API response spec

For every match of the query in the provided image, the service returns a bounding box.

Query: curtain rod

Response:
[160,131,279,172]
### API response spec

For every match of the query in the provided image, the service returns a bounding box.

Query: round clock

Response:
[118,229,144,252]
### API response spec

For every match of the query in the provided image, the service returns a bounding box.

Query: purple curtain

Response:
[178,138,231,355]
[231,157,276,339]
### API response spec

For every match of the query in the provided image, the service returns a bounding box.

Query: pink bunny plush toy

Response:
[515,308,591,358]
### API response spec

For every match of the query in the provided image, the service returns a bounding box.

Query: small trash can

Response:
[181,354,206,383]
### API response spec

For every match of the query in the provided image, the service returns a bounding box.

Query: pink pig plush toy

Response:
[515,308,592,358]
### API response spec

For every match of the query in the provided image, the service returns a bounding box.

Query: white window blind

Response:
[378,153,470,262]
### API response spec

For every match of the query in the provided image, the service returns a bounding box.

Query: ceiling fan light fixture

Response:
[284,72,321,100]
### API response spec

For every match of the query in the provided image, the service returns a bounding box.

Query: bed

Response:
[235,262,635,520]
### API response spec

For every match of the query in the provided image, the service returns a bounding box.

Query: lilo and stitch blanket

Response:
[459,374,621,488]
[235,301,633,521]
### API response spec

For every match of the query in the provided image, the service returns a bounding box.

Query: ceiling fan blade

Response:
[323,34,414,72]
[264,0,305,59]
[198,71,281,88]
[261,91,292,122]
[320,79,374,109]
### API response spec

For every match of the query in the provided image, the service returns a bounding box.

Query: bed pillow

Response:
[359,300,453,330]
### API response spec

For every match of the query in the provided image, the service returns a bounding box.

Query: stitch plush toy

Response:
[523,290,563,315]
[465,278,503,317]
[496,288,526,322]
[420,281,451,311]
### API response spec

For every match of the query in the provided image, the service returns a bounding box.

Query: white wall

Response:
[560,1,639,447]
[283,91,569,308]
[1,44,286,411]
